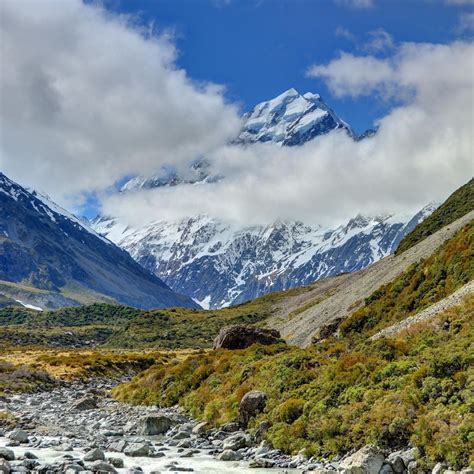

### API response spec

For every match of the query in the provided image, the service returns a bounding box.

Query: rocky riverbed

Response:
[0,379,470,474]
[0,379,312,473]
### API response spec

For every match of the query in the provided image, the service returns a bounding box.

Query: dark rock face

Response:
[239,391,267,427]
[0,173,199,310]
[213,325,281,350]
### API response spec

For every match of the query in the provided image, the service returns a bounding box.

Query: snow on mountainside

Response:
[0,172,199,310]
[237,88,354,145]
[92,204,437,309]
[90,88,434,309]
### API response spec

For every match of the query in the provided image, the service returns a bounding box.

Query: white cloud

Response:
[334,0,374,9]
[363,28,395,53]
[0,0,242,206]
[307,53,393,97]
[103,40,473,228]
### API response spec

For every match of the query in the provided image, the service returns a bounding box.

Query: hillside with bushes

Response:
[113,220,474,469]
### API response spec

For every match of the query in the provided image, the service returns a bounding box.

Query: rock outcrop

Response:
[213,325,281,350]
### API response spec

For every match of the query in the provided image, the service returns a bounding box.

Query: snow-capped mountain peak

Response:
[237,88,354,146]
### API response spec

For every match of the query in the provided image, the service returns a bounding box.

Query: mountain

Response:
[119,88,360,192]
[91,88,422,309]
[0,173,199,310]
[237,88,354,145]
[93,205,436,309]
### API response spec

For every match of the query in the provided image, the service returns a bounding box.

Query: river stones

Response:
[217,449,243,461]
[70,396,97,411]
[139,414,173,435]
[0,459,10,474]
[7,429,28,443]
[222,432,252,451]
[124,442,150,457]
[89,460,117,472]
[0,450,14,462]
[191,421,208,435]
[83,447,105,461]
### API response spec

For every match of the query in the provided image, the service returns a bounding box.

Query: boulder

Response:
[221,422,240,433]
[222,432,251,451]
[108,457,124,468]
[8,429,28,443]
[192,421,208,435]
[380,464,394,474]
[89,460,117,473]
[70,396,97,411]
[217,449,243,461]
[84,448,105,462]
[139,414,173,435]
[108,439,128,452]
[213,325,281,350]
[386,453,406,474]
[0,449,14,462]
[238,391,267,426]
[124,442,150,457]
[0,460,10,474]
[339,445,385,474]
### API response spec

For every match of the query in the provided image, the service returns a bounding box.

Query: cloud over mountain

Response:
[1,0,472,227]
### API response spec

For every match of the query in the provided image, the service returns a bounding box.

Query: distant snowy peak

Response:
[93,203,437,309]
[237,88,354,146]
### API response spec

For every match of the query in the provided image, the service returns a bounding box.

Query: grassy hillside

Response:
[396,178,473,254]
[113,224,474,469]
[0,287,306,349]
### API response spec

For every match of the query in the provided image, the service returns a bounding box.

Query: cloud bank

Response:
[1,1,472,228]
[0,0,241,204]
[105,41,473,227]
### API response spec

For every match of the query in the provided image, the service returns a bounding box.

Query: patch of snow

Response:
[15,300,43,311]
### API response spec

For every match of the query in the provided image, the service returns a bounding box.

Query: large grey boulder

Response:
[339,445,385,474]
[139,414,174,435]
[192,421,208,435]
[84,448,105,462]
[70,396,97,411]
[0,449,14,462]
[213,325,281,350]
[239,390,267,426]
[218,449,243,461]
[222,432,251,451]
[124,442,150,457]
[8,429,28,443]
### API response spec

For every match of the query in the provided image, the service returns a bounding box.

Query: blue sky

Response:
[102,0,468,134]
